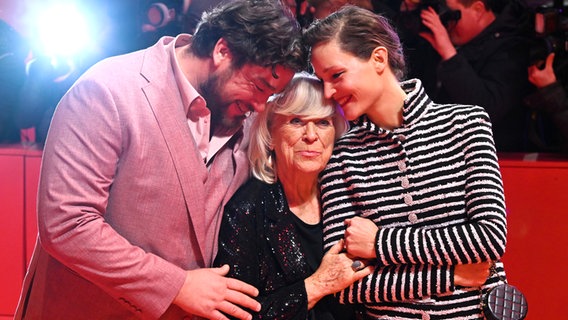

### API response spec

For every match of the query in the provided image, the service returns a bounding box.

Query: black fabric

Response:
[408,0,533,152]
[290,213,322,272]
[214,178,356,320]
[290,213,356,320]
[523,66,568,154]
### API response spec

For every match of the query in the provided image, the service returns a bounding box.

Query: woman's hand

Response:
[344,216,379,259]
[454,262,491,287]
[304,240,373,309]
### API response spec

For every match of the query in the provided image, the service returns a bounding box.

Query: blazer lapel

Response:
[222,116,254,208]
[141,61,210,263]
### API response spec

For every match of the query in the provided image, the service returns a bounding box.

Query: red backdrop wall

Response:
[1,147,566,319]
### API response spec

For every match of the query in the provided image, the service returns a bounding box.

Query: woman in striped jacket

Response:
[304,5,507,319]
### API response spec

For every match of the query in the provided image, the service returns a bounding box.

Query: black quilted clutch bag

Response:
[482,283,528,320]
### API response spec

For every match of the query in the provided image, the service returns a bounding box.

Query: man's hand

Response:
[419,7,457,60]
[173,265,261,320]
[454,262,491,287]
[528,52,557,88]
[344,216,379,259]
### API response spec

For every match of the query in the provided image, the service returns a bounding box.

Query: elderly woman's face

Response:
[271,114,336,177]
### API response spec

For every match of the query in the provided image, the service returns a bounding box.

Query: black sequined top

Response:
[214,178,356,320]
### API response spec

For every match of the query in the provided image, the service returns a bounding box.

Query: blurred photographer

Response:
[407,0,532,152]
[522,1,568,154]
[15,55,83,147]
[0,19,28,144]
[524,52,568,153]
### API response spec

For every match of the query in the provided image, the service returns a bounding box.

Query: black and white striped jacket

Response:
[320,79,507,319]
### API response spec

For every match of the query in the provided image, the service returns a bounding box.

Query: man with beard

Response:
[15,1,307,319]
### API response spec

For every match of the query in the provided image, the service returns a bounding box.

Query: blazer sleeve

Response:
[214,183,309,320]
[38,75,186,318]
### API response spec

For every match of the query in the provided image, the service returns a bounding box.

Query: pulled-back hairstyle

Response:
[303,5,406,81]
[249,73,348,184]
[191,0,308,73]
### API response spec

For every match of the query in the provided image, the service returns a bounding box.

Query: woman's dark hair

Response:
[303,5,406,80]
[190,0,308,73]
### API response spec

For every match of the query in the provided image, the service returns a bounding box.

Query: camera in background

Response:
[528,0,568,70]
[398,0,462,35]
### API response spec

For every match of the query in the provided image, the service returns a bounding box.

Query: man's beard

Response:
[200,67,247,135]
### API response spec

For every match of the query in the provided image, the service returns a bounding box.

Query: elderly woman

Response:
[214,74,372,320]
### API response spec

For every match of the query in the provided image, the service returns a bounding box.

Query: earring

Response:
[376,54,384,63]
[267,150,274,168]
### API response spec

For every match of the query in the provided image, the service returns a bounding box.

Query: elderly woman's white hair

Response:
[249,72,348,184]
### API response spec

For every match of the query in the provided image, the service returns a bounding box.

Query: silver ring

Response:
[351,260,364,271]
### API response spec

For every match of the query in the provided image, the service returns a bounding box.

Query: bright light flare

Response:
[28,1,99,59]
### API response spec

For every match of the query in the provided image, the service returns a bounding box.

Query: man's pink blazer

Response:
[15,36,252,320]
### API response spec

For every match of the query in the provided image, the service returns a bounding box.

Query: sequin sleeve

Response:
[214,179,310,319]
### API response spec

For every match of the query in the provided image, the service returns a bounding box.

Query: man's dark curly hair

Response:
[190,0,308,75]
